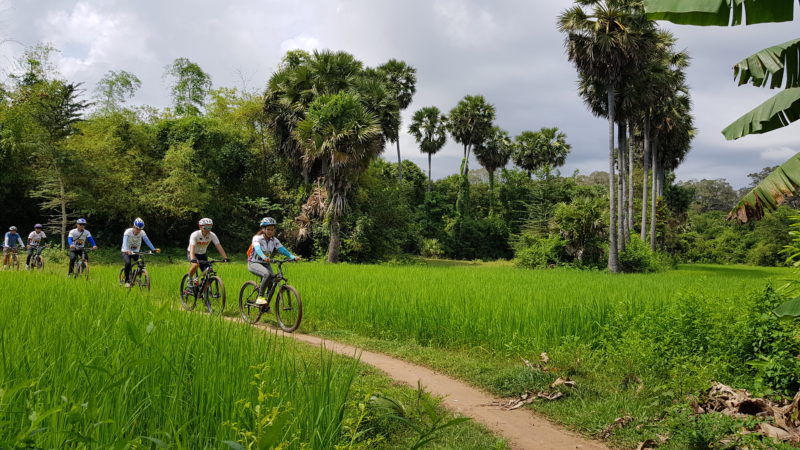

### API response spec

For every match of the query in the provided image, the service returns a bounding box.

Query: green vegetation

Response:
[0,268,503,449]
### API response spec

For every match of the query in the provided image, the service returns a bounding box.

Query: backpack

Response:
[246,242,254,260]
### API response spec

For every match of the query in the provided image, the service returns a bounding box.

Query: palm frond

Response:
[721,87,800,139]
[645,0,797,26]
[734,38,800,89]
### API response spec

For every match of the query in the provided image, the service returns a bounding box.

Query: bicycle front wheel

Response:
[238,280,263,324]
[203,276,226,314]
[35,255,44,270]
[138,270,150,291]
[119,268,127,287]
[276,284,302,332]
[180,274,197,310]
[12,254,19,271]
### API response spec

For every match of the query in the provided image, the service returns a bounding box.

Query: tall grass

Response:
[0,270,359,448]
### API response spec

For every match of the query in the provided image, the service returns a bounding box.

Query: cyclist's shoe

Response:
[124,282,131,288]
[255,296,268,305]
[25,264,29,270]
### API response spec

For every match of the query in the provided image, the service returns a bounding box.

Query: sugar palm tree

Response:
[377,60,417,180]
[559,0,653,272]
[447,95,495,177]
[408,106,447,190]
[294,93,383,263]
[512,131,539,178]
[473,126,512,214]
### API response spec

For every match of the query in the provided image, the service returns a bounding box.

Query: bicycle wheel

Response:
[238,280,263,324]
[180,274,198,311]
[118,268,127,286]
[138,270,150,291]
[12,254,19,271]
[34,255,44,270]
[203,276,226,314]
[275,284,303,332]
[82,261,89,280]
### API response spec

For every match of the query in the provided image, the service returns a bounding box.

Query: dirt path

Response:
[254,324,607,450]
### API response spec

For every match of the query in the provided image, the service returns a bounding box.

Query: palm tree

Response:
[559,0,654,272]
[447,95,495,177]
[377,60,417,180]
[512,128,570,178]
[294,93,383,263]
[408,106,447,190]
[512,131,539,178]
[473,126,512,214]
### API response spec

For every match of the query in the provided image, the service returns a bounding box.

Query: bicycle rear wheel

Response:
[203,276,225,314]
[180,274,198,310]
[138,270,150,291]
[275,284,302,332]
[238,280,263,324]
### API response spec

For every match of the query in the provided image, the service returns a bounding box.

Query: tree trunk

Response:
[626,120,634,241]
[327,214,341,263]
[640,118,650,241]
[607,88,619,272]
[427,152,432,191]
[396,138,403,181]
[650,145,657,251]
[617,121,626,252]
[488,169,495,216]
[59,173,67,250]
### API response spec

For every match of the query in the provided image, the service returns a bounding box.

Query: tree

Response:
[533,127,570,176]
[646,0,799,140]
[164,58,212,116]
[294,93,383,263]
[408,106,447,190]
[94,70,141,113]
[680,179,738,213]
[559,0,653,272]
[512,131,540,178]
[473,126,512,214]
[447,95,495,177]
[376,60,417,180]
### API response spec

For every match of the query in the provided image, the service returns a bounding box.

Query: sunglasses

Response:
[202,226,213,231]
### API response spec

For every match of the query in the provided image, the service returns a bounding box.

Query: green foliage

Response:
[164,57,212,117]
[619,235,659,273]
[513,235,567,269]
[420,238,444,258]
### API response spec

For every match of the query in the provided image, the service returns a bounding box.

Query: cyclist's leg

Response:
[68,249,78,274]
[187,251,201,278]
[196,253,210,274]
[2,247,10,268]
[247,262,272,295]
[26,247,34,266]
[122,252,133,282]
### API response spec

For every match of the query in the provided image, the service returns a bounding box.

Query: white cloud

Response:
[432,0,498,47]
[279,34,320,53]
[760,146,797,162]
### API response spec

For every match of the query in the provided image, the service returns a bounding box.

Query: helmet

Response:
[34,224,43,229]
[76,218,87,225]
[259,217,277,227]
[9,226,17,231]
[198,218,213,226]
[133,217,145,229]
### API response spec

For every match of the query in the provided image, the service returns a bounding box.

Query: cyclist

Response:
[248,217,299,305]
[26,224,47,269]
[187,218,228,282]
[3,226,25,269]
[121,218,160,287]
[67,218,98,276]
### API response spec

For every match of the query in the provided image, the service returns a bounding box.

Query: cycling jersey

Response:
[3,232,24,248]
[187,230,219,255]
[68,228,96,249]
[28,231,46,246]
[249,234,294,263]
[121,228,155,252]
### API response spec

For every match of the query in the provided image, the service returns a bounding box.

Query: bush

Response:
[513,235,567,269]
[420,238,444,258]
[619,236,658,273]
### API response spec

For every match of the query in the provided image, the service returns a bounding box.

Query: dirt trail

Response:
[255,324,608,450]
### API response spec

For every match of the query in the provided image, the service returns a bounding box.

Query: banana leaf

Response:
[734,38,800,89]
[645,0,797,26]
[774,295,800,317]
[729,151,800,222]
[722,87,800,139]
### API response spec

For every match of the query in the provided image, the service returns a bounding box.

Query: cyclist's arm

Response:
[122,234,131,252]
[87,236,97,248]
[277,246,296,260]
[214,242,228,260]
[254,245,267,260]
[189,244,197,261]
[17,236,25,248]
[3,234,9,248]
[68,235,74,247]
[143,234,156,252]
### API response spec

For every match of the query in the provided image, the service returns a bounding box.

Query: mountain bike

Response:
[180,260,226,314]
[5,248,21,271]
[118,252,156,291]
[70,248,92,279]
[30,244,47,270]
[238,259,303,332]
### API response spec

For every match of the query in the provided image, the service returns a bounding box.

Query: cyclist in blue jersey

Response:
[121,218,160,287]
[248,217,299,305]
[3,226,25,269]
[68,218,98,276]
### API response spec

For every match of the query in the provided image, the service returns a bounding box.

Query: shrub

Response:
[513,235,567,269]
[420,238,444,258]
[619,236,658,273]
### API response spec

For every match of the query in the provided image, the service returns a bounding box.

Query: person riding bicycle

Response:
[121,218,160,287]
[67,218,98,276]
[248,217,299,305]
[25,224,47,269]
[187,218,228,282]
[3,226,25,269]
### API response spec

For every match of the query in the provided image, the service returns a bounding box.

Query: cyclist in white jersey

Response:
[121,218,160,287]
[67,218,98,276]
[25,224,47,269]
[248,217,299,305]
[187,218,228,280]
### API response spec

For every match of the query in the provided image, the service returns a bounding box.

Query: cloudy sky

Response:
[1,0,798,188]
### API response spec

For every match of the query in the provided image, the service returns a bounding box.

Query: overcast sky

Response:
[1,0,798,188]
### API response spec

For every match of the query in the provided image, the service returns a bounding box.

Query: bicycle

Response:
[180,260,226,314]
[30,244,47,270]
[118,251,156,291]
[238,259,303,332]
[70,248,92,279]
[5,248,21,271]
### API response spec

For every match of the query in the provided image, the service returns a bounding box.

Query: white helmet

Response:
[198,218,213,226]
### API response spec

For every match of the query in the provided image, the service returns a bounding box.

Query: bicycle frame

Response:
[257,260,292,305]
